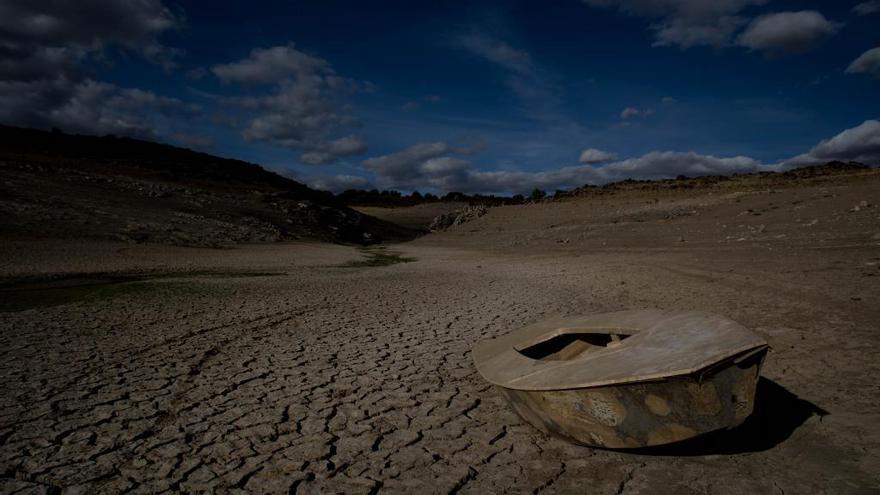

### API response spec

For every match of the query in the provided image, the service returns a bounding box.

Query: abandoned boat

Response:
[473,309,769,448]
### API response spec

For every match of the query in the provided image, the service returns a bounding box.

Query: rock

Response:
[430,205,489,231]
[851,201,870,212]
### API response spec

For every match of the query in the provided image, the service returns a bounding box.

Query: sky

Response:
[1,0,879,195]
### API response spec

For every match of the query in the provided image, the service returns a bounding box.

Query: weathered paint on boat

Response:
[473,310,769,448]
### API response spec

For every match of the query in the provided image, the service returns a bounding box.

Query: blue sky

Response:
[1,0,879,194]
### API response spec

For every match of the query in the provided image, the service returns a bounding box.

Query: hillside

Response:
[0,126,417,246]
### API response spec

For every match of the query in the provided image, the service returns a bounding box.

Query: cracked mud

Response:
[2,177,879,493]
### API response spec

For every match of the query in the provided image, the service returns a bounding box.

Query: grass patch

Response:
[0,270,284,313]
[342,247,416,268]
[0,274,149,313]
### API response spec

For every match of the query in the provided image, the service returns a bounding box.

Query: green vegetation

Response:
[529,188,547,201]
[0,270,283,313]
[0,274,149,313]
[342,247,416,268]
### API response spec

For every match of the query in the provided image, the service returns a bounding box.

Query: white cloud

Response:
[351,121,878,194]
[653,14,747,48]
[449,151,765,193]
[360,142,769,194]
[853,1,880,15]
[737,11,840,54]
[212,44,367,164]
[421,156,471,176]
[53,80,195,137]
[212,45,328,85]
[621,106,652,119]
[363,142,452,184]
[456,34,532,74]
[582,0,767,48]
[781,120,880,168]
[0,0,183,68]
[596,151,763,179]
[579,148,618,164]
[0,0,186,136]
[0,77,196,138]
[300,135,368,165]
[846,47,880,78]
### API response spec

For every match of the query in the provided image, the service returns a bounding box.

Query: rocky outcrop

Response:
[429,205,489,231]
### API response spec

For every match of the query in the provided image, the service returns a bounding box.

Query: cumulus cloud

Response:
[362,141,514,191]
[212,44,367,164]
[853,1,880,15]
[737,11,840,54]
[0,0,189,137]
[620,106,652,119]
[0,78,196,139]
[213,45,328,85]
[579,148,618,164]
[443,151,764,193]
[353,121,878,194]
[360,141,769,194]
[594,151,762,180]
[846,47,880,78]
[0,0,183,68]
[300,135,368,165]
[456,34,532,74]
[582,0,767,48]
[621,107,640,119]
[781,120,880,168]
[363,142,452,184]
[654,15,747,48]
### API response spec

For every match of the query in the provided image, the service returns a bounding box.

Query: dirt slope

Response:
[0,125,417,246]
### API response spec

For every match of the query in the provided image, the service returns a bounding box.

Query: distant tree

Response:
[410,190,423,201]
[443,191,466,202]
[512,194,524,203]
[424,193,438,201]
[529,188,546,201]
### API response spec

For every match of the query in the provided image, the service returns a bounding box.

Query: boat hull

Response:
[500,349,766,448]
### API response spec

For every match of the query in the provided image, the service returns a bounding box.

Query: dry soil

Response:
[1,172,879,494]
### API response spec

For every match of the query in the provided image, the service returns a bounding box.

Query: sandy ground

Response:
[1,174,879,493]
